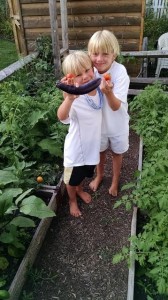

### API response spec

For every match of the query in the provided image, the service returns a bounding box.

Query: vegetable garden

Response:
[1,39,168,299]
[1,1,168,299]
[114,83,168,298]
[0,39,67,299]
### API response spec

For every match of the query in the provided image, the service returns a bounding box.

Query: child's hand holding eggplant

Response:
[59,74,78,100]
[56,77,101,95]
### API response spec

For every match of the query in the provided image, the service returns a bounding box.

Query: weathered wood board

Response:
[8,0,145,76]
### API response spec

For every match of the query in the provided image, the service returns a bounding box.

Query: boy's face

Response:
[90,52,116,74]
[74,67,94,85]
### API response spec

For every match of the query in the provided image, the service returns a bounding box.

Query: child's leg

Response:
[109,152,123,197]
[76,182,91,203]
[66,184,82,217]
[89,151,106,191]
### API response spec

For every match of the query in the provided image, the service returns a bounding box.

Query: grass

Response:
[0,39,18,70]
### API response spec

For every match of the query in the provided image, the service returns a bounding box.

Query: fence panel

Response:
[146,0,168,17]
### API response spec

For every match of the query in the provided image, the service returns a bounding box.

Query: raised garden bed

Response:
[7,176,65,300]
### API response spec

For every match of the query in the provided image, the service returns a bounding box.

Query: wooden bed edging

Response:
[128,77,168,95]
[0,48,68,82]
[0,52,38,82]
[8,176,65,300]
[122,49,168,58]
[127,137,143,300]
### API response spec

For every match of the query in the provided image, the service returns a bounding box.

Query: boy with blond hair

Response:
[57,51,103,217]
[88,30,130,196]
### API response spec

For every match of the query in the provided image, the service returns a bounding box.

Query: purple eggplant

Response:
[56,78,101,95]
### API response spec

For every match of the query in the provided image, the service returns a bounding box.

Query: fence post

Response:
[48,0,62,78]
[60,0,69,52]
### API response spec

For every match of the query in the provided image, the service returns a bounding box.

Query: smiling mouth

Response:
[96,63,105,66]
[95,64,102,68]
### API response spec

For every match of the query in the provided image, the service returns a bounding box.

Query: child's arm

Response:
[57,75,77,121]
[100,78,121,111]
[57,94,76,121]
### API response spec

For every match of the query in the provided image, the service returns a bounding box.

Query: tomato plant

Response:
[0,43,65,295]
[113,83,168,297]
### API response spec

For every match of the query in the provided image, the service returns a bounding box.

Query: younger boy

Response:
[57,51,103,217]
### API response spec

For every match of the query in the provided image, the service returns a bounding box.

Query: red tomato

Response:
[66,73,75,79]
[103,73,111,81]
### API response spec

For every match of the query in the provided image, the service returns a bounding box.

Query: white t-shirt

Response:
[94,61,130,137]
[61,92,102,167]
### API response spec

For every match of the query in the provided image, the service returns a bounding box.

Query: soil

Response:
[20,129,140,300]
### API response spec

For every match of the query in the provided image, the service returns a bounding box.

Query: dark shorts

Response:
[64,165,96,186]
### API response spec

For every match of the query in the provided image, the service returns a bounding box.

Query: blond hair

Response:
[88,30,120,57]
[62,51,92,75]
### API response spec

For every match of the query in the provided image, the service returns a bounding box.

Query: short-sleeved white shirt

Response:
[94,61,130,137]
[61,92,102,167]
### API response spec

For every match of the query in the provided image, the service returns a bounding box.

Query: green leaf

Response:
[158,194,168,209]
[15,188,33,205]
[5,205,17,215]
[10,216,35,228]
[20,195,55,218]
[0,170,18,187]
[38,138,59,155]
[29,110,48,127]
[158,277,166,294]
[121,182,136,191]
[0,281,6,289]
[0,290,10,299]
[8,245,24,258]
[126,202,132,210]
[0,196,13,217]
[112,253,123,264]
[0,231,14,244]
[0,257,9,271]
[147,296,154,300]
[1,188,22,200]
[113,200,122,208]
[0,188,23,216]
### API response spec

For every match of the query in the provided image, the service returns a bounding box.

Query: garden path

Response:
[21,129,139,300]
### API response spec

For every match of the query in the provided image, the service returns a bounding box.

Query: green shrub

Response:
[144,12,168,49]
[113,84,168,297]
[0,37,66,294]
[0,0,13,39]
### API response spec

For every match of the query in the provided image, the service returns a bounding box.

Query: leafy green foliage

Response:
[21,291,34,300]
[144,12,168,49]
[0,65,66,182]
[0,0,13,40]
[0,79,65,165]
[0,37,67,293]
[20,267,58,299]
[130,84,168,159]
[113,84,168,297]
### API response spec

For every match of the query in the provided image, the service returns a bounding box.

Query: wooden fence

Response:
[8,0,145,76]
[146,0,168,17]
[8,0,145,54]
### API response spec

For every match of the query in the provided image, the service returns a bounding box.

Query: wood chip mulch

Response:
[21,129,140,300]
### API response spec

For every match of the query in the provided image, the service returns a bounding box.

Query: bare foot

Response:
[108,184,118,197]
[77,190,91,204]
[69,201,82,217]
[89,176,103,191]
